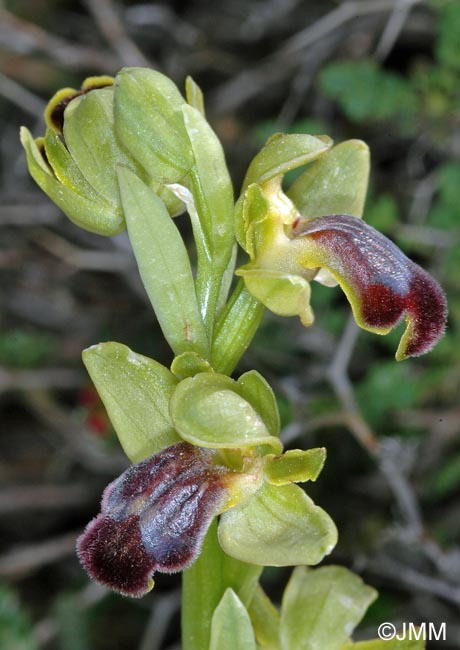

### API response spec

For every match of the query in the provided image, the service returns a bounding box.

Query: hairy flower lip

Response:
[291,214,447,359]
[77,442,236,597]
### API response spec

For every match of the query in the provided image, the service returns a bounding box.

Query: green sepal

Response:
[114,67,193,182]
[218,482,337,566]
[171,351,213,379]
[185,75,205,115]
[20,127,124,236]
[237,268,314,326]
[242,133,333,191]
[117,167,209,358]
[264,448,326,485]
[341,639,425,649]
[169,372,282,452]
[236,370,280,437]
[82,342,179,463]
[43,127,101,202]
[209,589,257,650]
[287,139,370,219]
[280,566,377,650]
[63,87,142,204]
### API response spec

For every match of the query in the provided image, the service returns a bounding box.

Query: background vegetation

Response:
[0,0,459,648]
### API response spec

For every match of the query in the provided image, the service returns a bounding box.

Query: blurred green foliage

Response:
[319,1,460,142]
[0,329,55,368]
[0,585,37,650]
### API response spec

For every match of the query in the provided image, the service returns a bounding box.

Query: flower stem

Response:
[182,519,263,650]
[212,279,265,375]
[181,519,225,650]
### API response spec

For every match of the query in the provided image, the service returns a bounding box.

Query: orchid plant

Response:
[21,68,446,650]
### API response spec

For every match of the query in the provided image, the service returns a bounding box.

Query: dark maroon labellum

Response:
[293,214,447,359]
[77,442,232,597]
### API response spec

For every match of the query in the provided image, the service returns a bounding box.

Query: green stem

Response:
[212,280,265,375]
[182,520,224,650]
[182,519,263,650]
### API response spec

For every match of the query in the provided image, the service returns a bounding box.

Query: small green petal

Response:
[287,139,370,219]
[242,133,332,191]
[218,482,337,566]
[210,589,257,650]
[234,182,270,255]
[170,351,213,379]
[170,372,282,452]
[236,370,280,437]
[82,342,179,463]
[280,566,377,650]
[264,448,326,485]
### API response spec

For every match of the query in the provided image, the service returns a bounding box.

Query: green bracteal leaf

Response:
[82,342,179,462]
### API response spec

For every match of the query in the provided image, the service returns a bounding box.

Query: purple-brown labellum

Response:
[45,77,114,134]
[292,214,447,359]
[77,442,233,597]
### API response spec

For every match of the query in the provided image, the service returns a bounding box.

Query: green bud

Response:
[114,67,194,182]
[21,75,184,236]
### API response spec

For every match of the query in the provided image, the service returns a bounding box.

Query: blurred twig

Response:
[211,0,423,111]
[0,530,78,579]
[0,8,117,71]
[82,0,152,67]
[0,483,93,514]
[0,71,45,116]
[374,0,416,61]
[0,367,83,394]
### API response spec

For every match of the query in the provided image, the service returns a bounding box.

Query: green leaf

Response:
[170,372,282,452]
[237,370,280,437]
[20,127,124,235]
[242,133,332,191]
[183,104,234,251]
[182,103,235,332]
[209,589,257,650]
[82,341,179,462]
[114,67,193,182]
[280,566,377,650]
[218,483,337,566]
[319,60,416,124]
[436,1,460,70]
[264,448,326,485]
[118,167,209,357]
[342,638,425,649]
[248,585,280,650]
[287,140,370,219]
